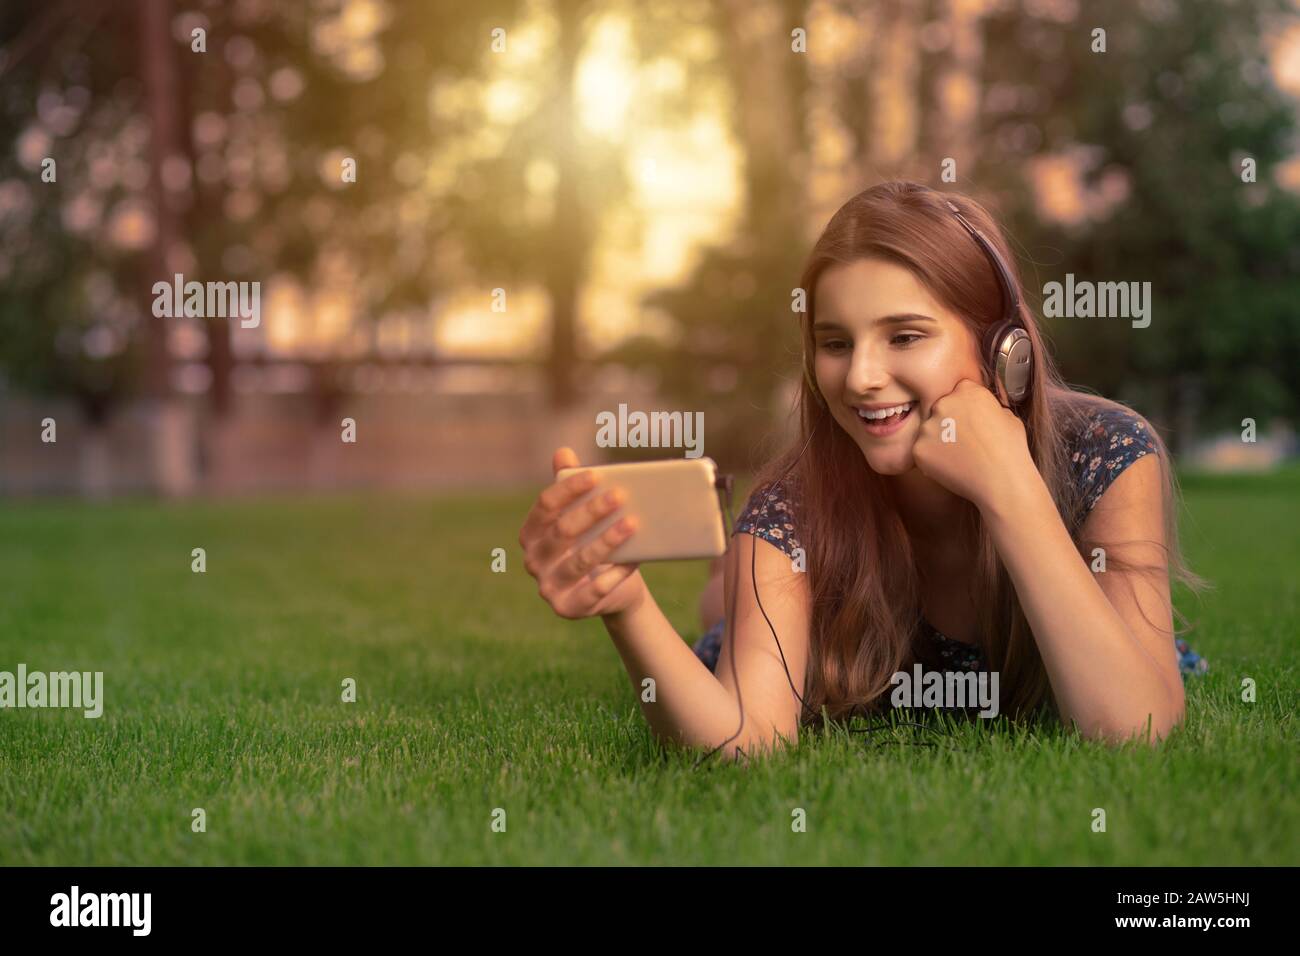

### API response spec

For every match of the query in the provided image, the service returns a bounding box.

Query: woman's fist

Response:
[910,379,1035,513]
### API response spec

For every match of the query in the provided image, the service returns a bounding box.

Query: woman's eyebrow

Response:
[813,313,938,332]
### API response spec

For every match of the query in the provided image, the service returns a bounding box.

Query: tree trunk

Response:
[928,0,986,177]
[79,425,112,499]
[716,0,808,241]
[137,0,182,399]
[543,0,592,411]
[862,0,922,179]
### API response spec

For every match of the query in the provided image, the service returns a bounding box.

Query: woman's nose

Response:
[845,343,891,394]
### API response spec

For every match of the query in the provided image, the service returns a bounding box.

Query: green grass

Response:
[0,470,1295,865]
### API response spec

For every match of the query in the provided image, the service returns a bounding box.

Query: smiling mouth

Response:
[855,401,915,435]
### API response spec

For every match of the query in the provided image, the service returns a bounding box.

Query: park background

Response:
[0,0,1296,865]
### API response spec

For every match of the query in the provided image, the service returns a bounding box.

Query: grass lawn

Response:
[0,468,1296,866]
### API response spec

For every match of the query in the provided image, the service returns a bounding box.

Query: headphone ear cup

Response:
[981,321,1012,388]
[986,324,1033,405]
[980,321,1007,369]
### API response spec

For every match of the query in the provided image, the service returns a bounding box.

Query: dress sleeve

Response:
[733,478,803,560]
[1070,405,1161,517]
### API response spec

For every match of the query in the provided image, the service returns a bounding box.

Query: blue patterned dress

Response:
[691,403,1209,679]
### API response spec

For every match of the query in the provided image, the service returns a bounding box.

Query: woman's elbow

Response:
[1086,694,1185,748]
[671,722,799,763]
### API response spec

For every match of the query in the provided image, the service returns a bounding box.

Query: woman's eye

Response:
[891,333,924,346]
[819,339,850,353]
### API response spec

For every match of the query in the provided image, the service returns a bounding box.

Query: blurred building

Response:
[0,363,667,497]
[1186,421,1297,472]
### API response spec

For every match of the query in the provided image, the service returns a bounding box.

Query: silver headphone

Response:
[944,199,1034,409]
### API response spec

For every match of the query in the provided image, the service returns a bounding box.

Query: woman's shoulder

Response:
[1062,395,1162,516]
[733,474,803,559]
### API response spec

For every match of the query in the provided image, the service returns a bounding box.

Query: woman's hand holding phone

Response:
[519,447,649,621]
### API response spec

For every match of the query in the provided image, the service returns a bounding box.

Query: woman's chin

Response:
[861,446,914,476]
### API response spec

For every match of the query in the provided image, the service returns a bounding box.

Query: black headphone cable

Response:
[692,436,964,769]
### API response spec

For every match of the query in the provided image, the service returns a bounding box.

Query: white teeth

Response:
[857,402,912,421]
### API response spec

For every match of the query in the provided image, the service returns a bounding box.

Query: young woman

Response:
[519,181,1207,759]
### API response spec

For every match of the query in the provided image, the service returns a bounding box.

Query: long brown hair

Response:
[750,181,1206,727]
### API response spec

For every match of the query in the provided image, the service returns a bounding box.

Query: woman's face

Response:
[812,257,986,476]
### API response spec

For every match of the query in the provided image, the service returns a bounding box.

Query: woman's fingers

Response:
[551,512,639,590]
[552,446,581,477]
[521,449,641,616]
[558,563,641,618]
[519,468,599,553]
[553,485,625,539]
[526,483,627,574]
[522,448,653,621]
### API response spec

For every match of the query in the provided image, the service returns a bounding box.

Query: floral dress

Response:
[691,403,1210,679]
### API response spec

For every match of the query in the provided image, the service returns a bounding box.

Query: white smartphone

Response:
[555,457,728,564]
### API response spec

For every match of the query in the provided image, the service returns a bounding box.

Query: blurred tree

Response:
[0,0,533,423]
[172,0,533,412]
[138,0,183,399]
[3,0,1296,479]
[975,0,1300,449]
[615,0,1300,471]
[440,0,621,410]
[604,0,814,471]
[0,2,158,423]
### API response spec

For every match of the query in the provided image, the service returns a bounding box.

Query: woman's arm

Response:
[602,531,811,760]
[521,448,807,761]
[980,453,1184,745]
[911,381,1184,746]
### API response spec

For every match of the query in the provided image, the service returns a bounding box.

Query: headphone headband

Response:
[944,200,1021,324]
[943,199,1032,406]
